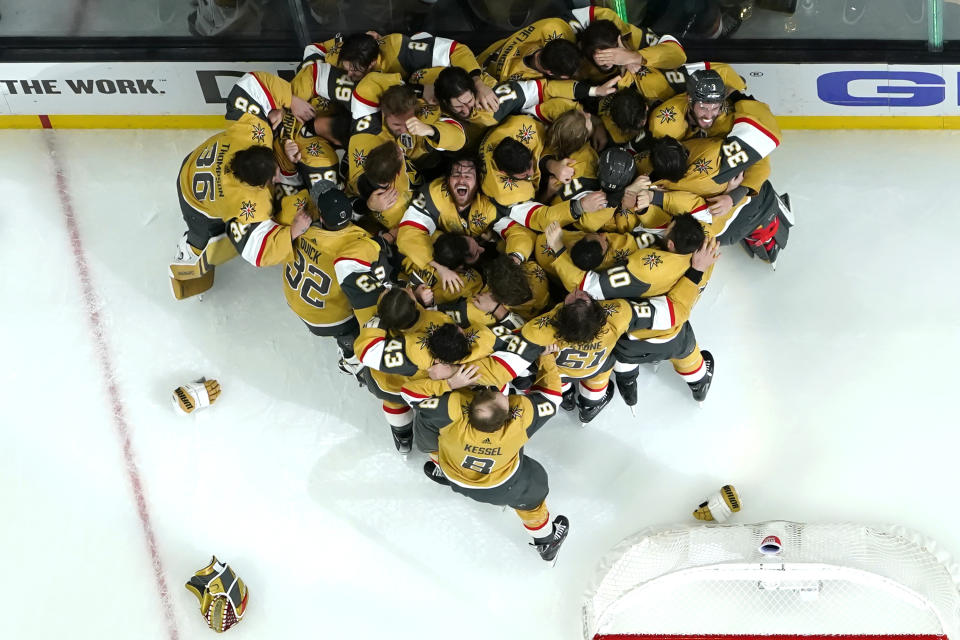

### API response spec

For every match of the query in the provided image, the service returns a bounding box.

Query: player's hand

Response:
[283,139,302,164]
[545,221,564,254]
[405,116,434,137]
[365,30,382,39]
[588,75,622,98]
[707,194,734,217]
[473,78,499,112]
[290,211,312,240]
[594,46,643,68]
[579,190,609,213]
[628,174,651,191]
[268,108,284,128]
[543,343,559,355]
[428,362,456,380]
[414,284,434,307]
[549,158,576,184]
[368,186,398,212]
[432,263,463,293]
[691,237,721,272]
[724,171,745,193]
[290,96,316,123]
[447,364,481,389]
[472,291,499,313]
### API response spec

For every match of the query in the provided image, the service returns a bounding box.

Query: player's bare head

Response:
[468,388,511,432]
[436,67,476,119]
[650,137,689,183]
[426,323,470,363]
[445,154,480,207]
[609,87,649,136]
[377,287,419,332]
[381,84,418,119]
[314,108,351,148]
[546,109,592,159]
[433,233,482,269]
[340,33,380,81]
[579,20,621,71]
[539,39,582,79]
[365,142,404,186]
[493,138,533,177]
[664,213,706,254]
[554,290,606,343]
[227,145,276,187]
[570,234,608,271]
[485,255,533,306]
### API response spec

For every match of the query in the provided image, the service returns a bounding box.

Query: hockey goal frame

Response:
[582,521,960,640]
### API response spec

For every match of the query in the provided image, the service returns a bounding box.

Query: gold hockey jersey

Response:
[415,359,562,488]
[521,298,660,380]
[273,112,343,189]
[552,237,693,299]
[283,219,389,333]
[437,260,552,329]
[303,32,481,80]
[485,18,577,81]
[479,115,545,206]
[396,177,534,270]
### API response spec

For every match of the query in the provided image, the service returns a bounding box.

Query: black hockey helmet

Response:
[309,180,352,230]
[686,69,725,104]
[597,147,636,193]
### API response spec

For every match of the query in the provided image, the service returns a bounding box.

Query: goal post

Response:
[583,522,960,640]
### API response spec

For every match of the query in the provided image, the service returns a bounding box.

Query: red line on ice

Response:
[45,135,180,640]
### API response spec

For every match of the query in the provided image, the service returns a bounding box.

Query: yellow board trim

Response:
[3,114,960,130]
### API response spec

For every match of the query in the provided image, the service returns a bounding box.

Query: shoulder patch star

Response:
[469,211,487,229]
[251,124,266,142]
[239,200,257,221]
[693,158,712,174]
[600,302,618,317]
[516,124,535,144]
[416,323,443,350]
[612,249,632,265]
[508,405,524,420]
[535,314,555,329]
[656,106,677,125]
[544,31,563,42]
[295,196,307,212]
[499,174,518,191]
[306,141,322,157]
[352,148,367,167]
[642,253,664,269]
[416,104,437,119]
[463,328,480,346]
[540,243,557,258]
[410,69,426,83]
[508,73,524,81]
[530,264,547,282]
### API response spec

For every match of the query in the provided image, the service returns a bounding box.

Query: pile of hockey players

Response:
[169,6,791,563]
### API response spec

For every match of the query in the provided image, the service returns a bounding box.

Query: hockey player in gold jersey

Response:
[647,66,748,141]
[170,71,315,300]
[417,348,570,562]
[548,214,706,299]
[397,155,537,292]
[283,182,392,373]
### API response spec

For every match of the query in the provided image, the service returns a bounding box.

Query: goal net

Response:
[583,521,960,640]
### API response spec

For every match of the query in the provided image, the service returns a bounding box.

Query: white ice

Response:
[3,129,960,640]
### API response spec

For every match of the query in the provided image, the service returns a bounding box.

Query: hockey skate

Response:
[531,515,569,564]
[392,427,413,456]
[560,386,577,412]
[337,353,366,388]
[577,385,614,425]
[614,374,638,416]
[687,351,714,406]
[423,460,450,486]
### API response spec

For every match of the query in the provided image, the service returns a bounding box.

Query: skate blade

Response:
[770,261,777,271]
[698,400,704,408]
[629,406,637,417]
[652,362,661,374]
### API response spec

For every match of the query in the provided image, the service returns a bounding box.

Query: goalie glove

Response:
[185,556,249,633]
[172,378,221,415]
[693,484,741,523]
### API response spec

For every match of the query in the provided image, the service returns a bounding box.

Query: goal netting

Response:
[583,521,960,640]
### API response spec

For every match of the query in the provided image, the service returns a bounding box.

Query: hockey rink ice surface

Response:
[3,129,960,640]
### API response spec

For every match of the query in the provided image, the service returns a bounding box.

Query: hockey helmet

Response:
[310,180,353,230]
[597,147,636,193]
[686,69,725,104]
